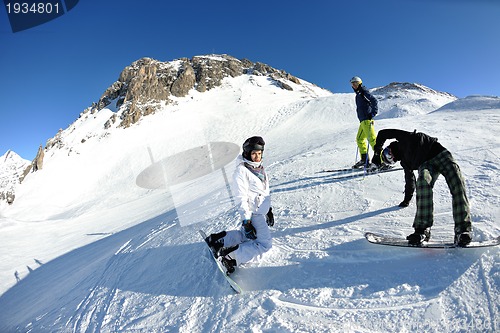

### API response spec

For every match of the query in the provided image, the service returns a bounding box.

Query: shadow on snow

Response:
[0,207,490,331]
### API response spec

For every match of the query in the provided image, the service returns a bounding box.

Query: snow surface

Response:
[0,74,499,332]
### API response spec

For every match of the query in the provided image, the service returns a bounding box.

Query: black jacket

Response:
[374,129,445,202]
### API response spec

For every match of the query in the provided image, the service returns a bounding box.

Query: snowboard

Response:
[365,232,500,249]
[199,230,243,294]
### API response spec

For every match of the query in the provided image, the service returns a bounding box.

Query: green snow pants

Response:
[356,120,376,155]
[413,149,472,234]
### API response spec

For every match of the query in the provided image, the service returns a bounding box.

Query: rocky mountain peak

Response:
[0,150,30,204]
[91,54,301,128]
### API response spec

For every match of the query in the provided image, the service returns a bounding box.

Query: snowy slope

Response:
[0,74,499,333]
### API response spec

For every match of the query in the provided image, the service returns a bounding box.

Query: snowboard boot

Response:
[353,154,369,169]
[218,244,239,258]
[406,227,431,246]
[454,232,472,247]
[220,255,237,275]
[205,231,226,257]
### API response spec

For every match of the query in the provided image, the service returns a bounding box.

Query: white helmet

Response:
[350,76,362,84]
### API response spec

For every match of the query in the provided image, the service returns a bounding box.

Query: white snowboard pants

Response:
[222,213,272,265]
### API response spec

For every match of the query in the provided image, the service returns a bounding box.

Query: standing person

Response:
[350,76,379,168]
[205,136,274,273]
[372,129,472,246]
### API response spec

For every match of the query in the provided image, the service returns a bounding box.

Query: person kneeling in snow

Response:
[372,129,472,247]
[206,136,274,273]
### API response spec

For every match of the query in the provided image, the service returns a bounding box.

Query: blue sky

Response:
[1,0,499,160]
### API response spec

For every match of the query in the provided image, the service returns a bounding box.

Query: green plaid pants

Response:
[413,149,472,234]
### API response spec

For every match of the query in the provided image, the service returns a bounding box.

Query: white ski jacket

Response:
[232,155,271,220]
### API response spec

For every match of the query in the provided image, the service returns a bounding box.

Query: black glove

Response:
[399,200,410,208]
[242,219,256,239]
[266,207,274,227]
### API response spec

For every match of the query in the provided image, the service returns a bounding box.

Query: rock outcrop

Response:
[32,145,44,172]
[93,54,301,128]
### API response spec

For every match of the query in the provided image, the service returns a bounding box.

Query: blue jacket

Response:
[354,85,378,122]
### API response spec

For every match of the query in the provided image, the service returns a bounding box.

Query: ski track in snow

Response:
[0,76,499,332]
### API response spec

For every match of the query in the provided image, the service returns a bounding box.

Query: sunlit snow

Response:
[0,74,499,332]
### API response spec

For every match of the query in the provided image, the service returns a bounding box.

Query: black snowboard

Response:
[365,232,500,249]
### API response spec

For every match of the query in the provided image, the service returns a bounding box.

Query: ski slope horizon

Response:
[0,74,499,332]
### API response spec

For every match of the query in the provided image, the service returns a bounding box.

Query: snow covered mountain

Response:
[0,55,499,332]
[0,150,30,204]
[372,82,457,119]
